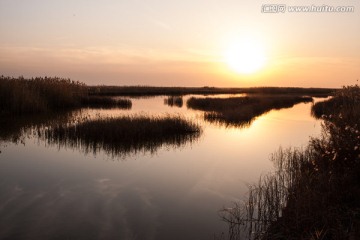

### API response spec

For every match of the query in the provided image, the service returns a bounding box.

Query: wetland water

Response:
[0,95,322,240]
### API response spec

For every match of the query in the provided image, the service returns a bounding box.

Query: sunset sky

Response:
[0,0,359,87]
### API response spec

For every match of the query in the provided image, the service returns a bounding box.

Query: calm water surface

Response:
[0,95,322,240]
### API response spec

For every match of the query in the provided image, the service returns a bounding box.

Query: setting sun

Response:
[224,37,266,74]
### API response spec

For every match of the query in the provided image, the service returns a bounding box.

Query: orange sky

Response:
[0,0,359,87]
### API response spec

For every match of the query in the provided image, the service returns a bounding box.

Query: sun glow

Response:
[224,37,266,74]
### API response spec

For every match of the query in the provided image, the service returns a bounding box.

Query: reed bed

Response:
[187,95,313,127]
[164,96,183,108]
[0,76,86,115]
[220,86,360,240]
[0,76,136,115]
[41,115,201,157]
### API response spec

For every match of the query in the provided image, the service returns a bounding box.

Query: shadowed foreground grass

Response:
[41,115,201,157]
[187,95,313,127]
[220,86,360,240]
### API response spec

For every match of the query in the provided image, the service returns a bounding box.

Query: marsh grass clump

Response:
[81,96,132,109]
[164,96,183,108]
[187,95,313,127]
[221,86,360,240]
[42,115,201,157]
[0,76,86,115]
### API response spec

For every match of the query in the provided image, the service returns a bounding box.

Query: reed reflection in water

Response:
[0,111,76,144]
[164,96,183,108]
